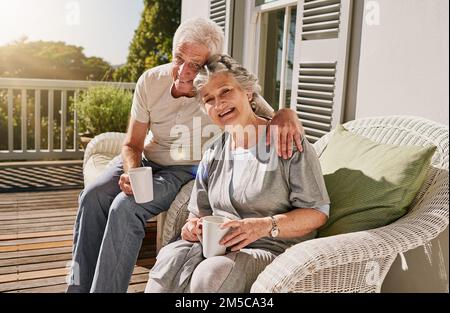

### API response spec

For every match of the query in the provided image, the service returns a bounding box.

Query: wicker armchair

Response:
[82,132,168,252]
[83,116,448,292]
[251,116,449,292]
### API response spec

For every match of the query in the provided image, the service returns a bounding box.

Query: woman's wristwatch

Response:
[269,216,280,238]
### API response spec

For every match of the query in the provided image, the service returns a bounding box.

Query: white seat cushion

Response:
[83,153,116,186]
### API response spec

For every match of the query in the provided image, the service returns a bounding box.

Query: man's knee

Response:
[108,194,149,237]
[79,173,121,209]
[77,188,106,221]
[190,256,235,293]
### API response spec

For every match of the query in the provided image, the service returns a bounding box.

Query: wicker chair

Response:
[252,116,449,292]
[83,116,448,292]
[82,132,168,252]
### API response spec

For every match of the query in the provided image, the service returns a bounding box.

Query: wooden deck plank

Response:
[0,195,79,204]
[0,224,73,235]
[0,224,74,234]
[0,211,77,222]
[0,246,73,260]
[0,200,78,211]
[0,216,76,227]
[129,273,151,284]
[5,197,78,205]
[127,282,147,293]
[1,201,76,209]
[0,209,77,220]
[0,275,68,292]
[1,235,74,246]
[2,232,154,246]
[1,190,77,200]
[0,189,81,201]
[7,283,69,293]
[0,260,72,275]
[0,253,74,268]
[0,267,69,283]
[0,229,74,241]
[0,240,74,253]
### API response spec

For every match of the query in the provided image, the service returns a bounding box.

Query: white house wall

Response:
[355,0,449,126]
[355,1,448,292]
[181,0,210,21]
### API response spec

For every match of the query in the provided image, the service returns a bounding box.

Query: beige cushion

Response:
[83,153,117,186]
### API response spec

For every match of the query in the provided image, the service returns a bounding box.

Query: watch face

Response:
[271,227,279,238]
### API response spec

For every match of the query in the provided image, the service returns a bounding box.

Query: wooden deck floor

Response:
[0,189,156,293]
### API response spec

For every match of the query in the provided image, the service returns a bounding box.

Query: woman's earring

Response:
[250,100,257,111]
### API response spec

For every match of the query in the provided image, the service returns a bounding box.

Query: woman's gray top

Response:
[188,129,330,255]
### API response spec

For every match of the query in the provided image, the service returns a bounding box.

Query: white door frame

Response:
[243,0,297,110]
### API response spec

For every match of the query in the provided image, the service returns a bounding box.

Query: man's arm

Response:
[253,95,275,119]
[268,108,305,159]
[253,95,304,158]
[118,117,149,194]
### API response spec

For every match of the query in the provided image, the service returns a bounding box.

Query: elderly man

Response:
[67,17,303,293]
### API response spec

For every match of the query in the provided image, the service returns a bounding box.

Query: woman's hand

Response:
[267,108,304,159]
[219,218,271,251]
[181,217,203,242]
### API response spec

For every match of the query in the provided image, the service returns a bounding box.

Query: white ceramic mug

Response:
[198,216,230,258]
[128,167,154,204]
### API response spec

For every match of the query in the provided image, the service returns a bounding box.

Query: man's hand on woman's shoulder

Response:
[267,108,304,159]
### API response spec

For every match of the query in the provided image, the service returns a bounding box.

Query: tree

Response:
[113,0,181,82]
[0,39,113,81]
[0,40,115,151]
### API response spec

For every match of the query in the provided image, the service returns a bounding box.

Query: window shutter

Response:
[290,0,353,143]
[209,0,234,54]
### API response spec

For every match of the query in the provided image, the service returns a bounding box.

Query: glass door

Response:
[258,5,297,110]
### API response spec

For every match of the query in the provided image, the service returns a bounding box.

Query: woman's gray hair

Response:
[194,54,263,111]
[173,18,224,56]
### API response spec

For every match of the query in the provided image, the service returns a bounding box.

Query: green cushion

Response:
[317,125,436,237]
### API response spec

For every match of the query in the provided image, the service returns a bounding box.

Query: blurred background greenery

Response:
[0,0,181,150]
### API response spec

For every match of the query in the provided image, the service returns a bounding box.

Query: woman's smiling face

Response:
[200,72,254,128]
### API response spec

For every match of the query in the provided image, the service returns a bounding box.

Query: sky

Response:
[0,0,144,65]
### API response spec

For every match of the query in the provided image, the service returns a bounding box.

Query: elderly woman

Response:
[145,55,330,293]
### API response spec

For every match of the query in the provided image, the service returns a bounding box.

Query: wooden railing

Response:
[0,78,135,161]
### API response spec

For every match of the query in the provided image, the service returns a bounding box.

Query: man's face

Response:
[172,42,210,97]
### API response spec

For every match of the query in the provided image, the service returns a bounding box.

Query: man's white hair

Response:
[172,18,224,56]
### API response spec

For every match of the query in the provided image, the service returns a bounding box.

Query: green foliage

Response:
[72,86,132,135]
[0,39,113,81]
[113,0,181,82]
